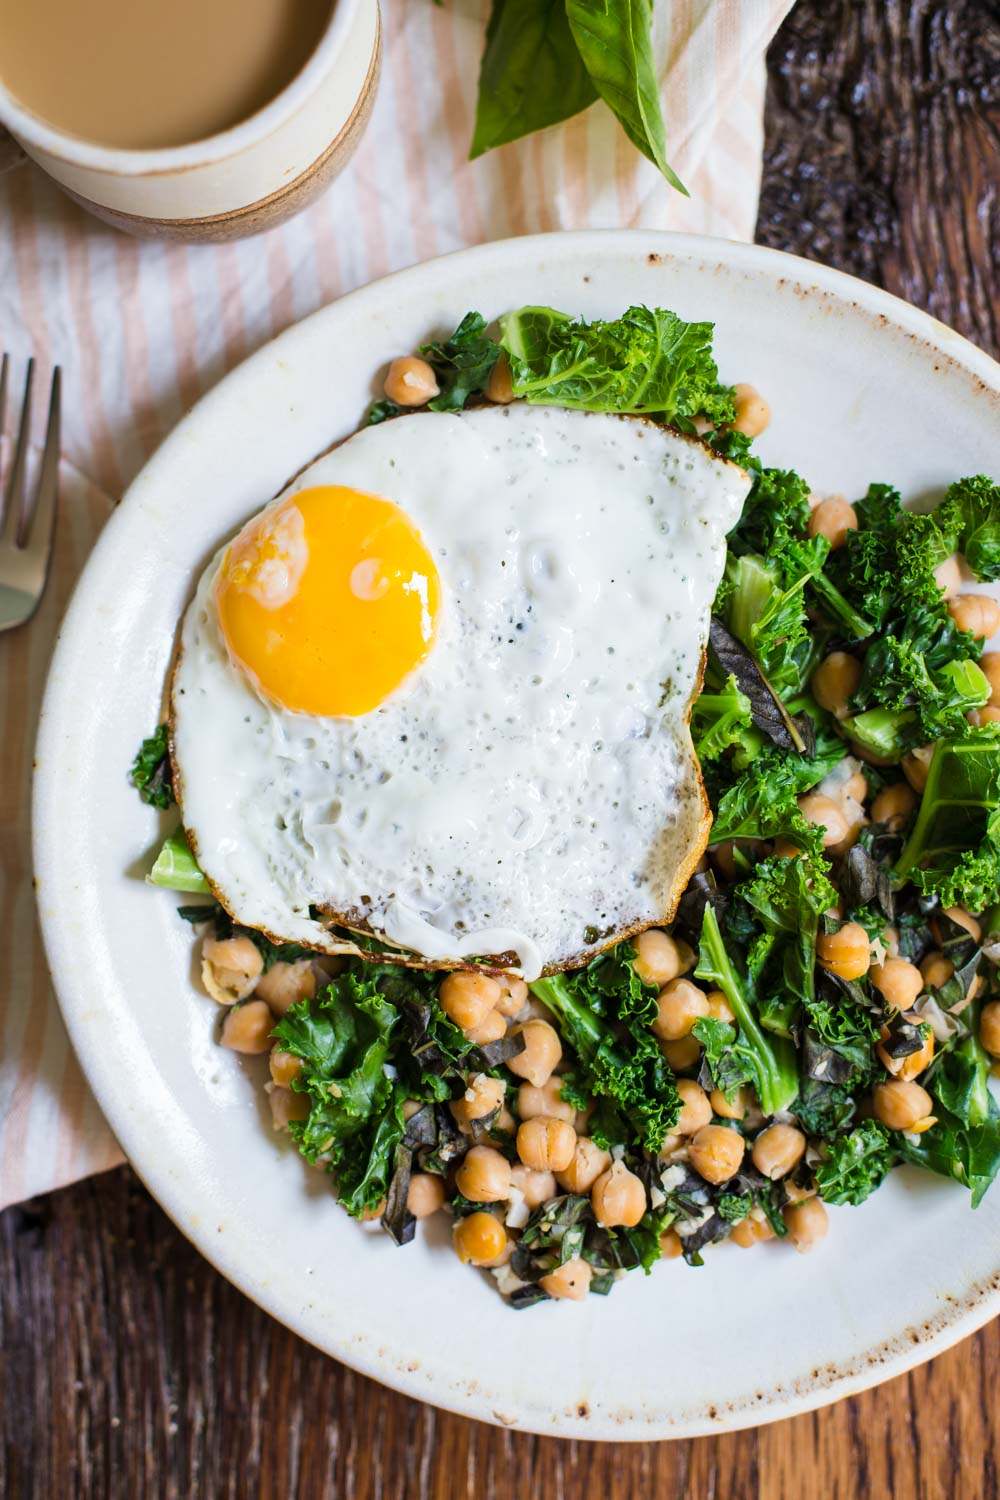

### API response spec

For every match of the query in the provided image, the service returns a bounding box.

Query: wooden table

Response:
[3,3,999,1495]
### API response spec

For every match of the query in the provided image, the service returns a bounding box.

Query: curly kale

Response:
[530,946,679,1152]
[130,724,174,810]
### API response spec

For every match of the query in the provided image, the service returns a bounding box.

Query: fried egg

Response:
[171,405,751,979]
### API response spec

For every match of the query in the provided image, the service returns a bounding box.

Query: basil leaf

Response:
[470,0,597,158]
[565,0,687,194]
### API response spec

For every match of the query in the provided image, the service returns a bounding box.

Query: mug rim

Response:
[0,0,366,177]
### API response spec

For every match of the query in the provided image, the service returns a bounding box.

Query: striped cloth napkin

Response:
[0,0,793,1208]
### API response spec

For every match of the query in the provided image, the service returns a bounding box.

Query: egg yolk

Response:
[214,485,441,717]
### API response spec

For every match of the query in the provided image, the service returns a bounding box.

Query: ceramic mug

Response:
[0,0,380,241]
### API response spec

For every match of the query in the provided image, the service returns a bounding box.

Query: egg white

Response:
[171,405,751,979]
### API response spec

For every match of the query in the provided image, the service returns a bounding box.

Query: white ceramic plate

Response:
[34,232,1000,1440]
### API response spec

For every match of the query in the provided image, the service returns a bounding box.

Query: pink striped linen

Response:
[0,0,792,1207]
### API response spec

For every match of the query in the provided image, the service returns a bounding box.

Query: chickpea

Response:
[870,957,923,1012]
[360,1199,386,1222]
[201,935,263,1005]
[771,838,801,860]
[705,990,736,1023]
[556,1136,612,1194]
[540,1256,592,1301]
[632,928,683,987]
[401,1099,423,1122]
[902,745,935,794]
[652,978,709,1042]
[463,1009,507,1046]
[454,1211,507,1266]
[455,1145,512,1203]
[797,793,849,847]
[711,840,740,883]
[873,1079,934,1131]
[220,999,273,1054]
[660,1035,703,1072]
[816,922,871,981]
[688,1124,746,1184]
[494,1105,516,1136]
[980,1001,1000,1057]
[751,1123,806,1180]
[828,809,868,859]
[871,781,917,831]
[591,1160,647,1228]
[407,1173,446,1218]
[517,1076,574,1123]
[949,594,1000,639]
[269,1048,303,1088]
[485,351,515,405]
[660,1227,684,1258]
[880,926,900,960]
[439,971,501,1030]
[268,1085,310,1130]
[509,1163,557,1209]
[254,958,316,1016]
[976,705,1000,726]
[934,553,963,599]
[920,950,955,990]
[676,1079,713,1136]
[808,496,858,550]
[730,1214,775,1248]
[982,653,1000,708]
[506,1019,562,1087]
[710,1086,750,1122]
[877,1014,934,1081]
[730,382,771,438]
[782,1197,829,1253]
[843,770,868,803]
[383,354,439,407]
[657,1133,683,1160]
[811,652,862,718]
[450,1074,506,1132]
[516,1116,577,1173]
[494,976,528,1018]
[932,906,981,945]
[851,741,896,768]
[675,940,697,975]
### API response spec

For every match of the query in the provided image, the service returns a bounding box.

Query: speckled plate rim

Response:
[33,230,1000,1441]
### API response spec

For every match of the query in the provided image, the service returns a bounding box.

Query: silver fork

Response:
[0,354,62,633]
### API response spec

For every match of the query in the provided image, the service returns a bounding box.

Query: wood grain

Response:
[2,1,999,1495]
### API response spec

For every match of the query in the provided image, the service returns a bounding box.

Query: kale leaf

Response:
[530,945,679,1152]
[130,725,174,810]
[420,311,501,412]
[500,304,735,429]
[814,1120,896,1206]
[273,971,404,1217]
[694,904,799,1115]
[894,727,1000,909]
[690,674,754,763]
[933,474,1000,580]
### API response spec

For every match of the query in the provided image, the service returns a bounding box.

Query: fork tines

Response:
[0,354,62,632]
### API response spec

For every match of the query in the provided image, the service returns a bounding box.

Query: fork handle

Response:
[0,128,26,176]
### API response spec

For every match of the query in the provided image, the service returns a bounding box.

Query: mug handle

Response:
[0,127,26,175]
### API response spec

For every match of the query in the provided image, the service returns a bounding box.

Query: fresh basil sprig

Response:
[470,0,685,194]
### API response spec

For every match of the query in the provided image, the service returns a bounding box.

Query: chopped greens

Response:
[420,311,500,412]
[147,829,210,894]
[130,724,174,810]
[132,298,1000,1307]
[529,946,680,1152]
